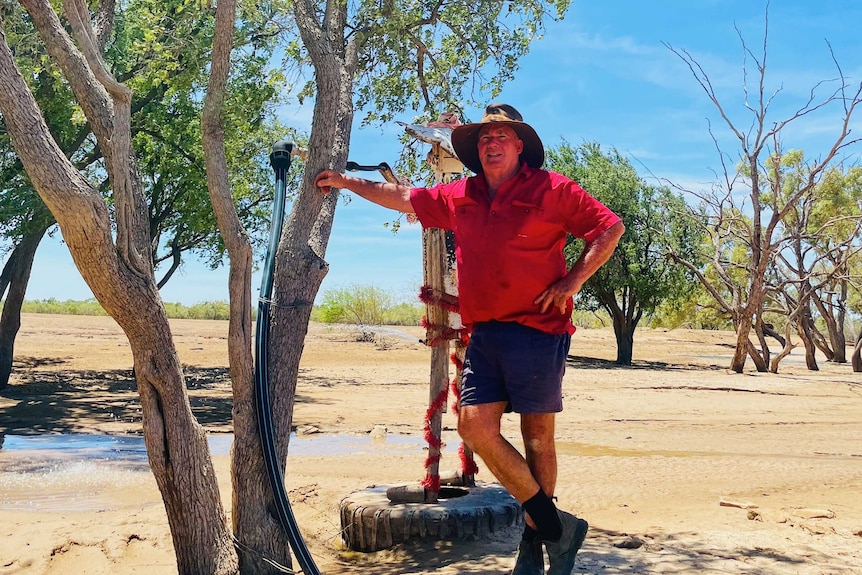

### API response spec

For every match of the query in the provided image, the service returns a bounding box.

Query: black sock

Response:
[522,489,563,541]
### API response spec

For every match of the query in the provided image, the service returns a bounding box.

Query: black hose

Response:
[253,140,321,575]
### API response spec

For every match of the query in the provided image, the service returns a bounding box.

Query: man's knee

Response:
[457,405,500,450]
[457,414,483,448]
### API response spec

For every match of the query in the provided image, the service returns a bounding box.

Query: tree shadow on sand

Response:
[334,527,835,575]
[338,524,822,574]
[0,365,235,434]
[572,526,821,574]
[566,355,726,372]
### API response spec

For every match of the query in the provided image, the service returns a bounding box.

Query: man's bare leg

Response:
[457,402,542,502]
[521,413,557,506]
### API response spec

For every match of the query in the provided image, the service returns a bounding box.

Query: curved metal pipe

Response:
[253,140,321,574]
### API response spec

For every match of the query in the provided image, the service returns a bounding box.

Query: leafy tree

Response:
[0,0,288,391]
[547,140,701,364]
[318,284,392,325]
[0,1,90,390]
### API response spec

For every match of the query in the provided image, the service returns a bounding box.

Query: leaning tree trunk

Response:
[730,312,753,373]
[266,0,357,474]
[852,331,862,373]
[796,317,820,371]
[0,221,51,389]
[769,321,795,373]
[812,289,847,363]
[0,10,236,574]
[201,0,289,571]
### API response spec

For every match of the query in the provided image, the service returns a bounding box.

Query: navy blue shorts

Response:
[459,321,571,414]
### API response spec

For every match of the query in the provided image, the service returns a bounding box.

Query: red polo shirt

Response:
[409,163,620,335]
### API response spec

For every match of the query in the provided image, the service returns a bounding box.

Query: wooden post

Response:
[422,141,478,500]
[422,225,449,503]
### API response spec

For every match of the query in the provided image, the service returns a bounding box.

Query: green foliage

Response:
[1,0,298,287]
[649,285,733,330]
[18,298,109,316]
[383,302,425,326]
[286,1,571,126]
[13,298,236,321]
[571,308,611,329]
[112,0,296,275]
[548,140,702,325]
[162,301,233,320]
[316,284,423,326]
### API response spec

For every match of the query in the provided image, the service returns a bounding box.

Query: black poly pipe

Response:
[253,140,321,575]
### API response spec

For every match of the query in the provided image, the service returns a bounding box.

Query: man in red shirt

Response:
[316,103,624,575]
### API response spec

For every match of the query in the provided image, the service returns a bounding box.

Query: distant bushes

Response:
[21,298,108,316]
[163,301,233,321]
[313,284,424,326]
[13,289,425,325]
[16,298,234,321]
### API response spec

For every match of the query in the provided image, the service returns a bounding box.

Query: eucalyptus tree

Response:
[0,0,286,391]
[0,1,90,390]
[805,166,862,364]
[768,159,862,372]
[664,14,862,373]
[546,141,701,365]
[1,1,572,574]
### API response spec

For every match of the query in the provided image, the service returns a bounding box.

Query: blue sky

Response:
[24,1,862,305]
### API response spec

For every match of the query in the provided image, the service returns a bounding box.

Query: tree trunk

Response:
[201,0,287,571]
[796,318,820,371]
[812,294,846,363]
[746,339,769,372]
[607,301,634,366]
[769,321,795,374]
[0,18,236,574]
[834,279,848,363]
[852,331,862,373]
[802,304,834,362]
[0,222,51,389]
[600,291,636,366]
[130,308,237,575]
[753,320,771,365]
[241,2,356,568]
[730,314,753,373]
[614,322,634,365]
[762,323,786,347]
[268,97,348,442]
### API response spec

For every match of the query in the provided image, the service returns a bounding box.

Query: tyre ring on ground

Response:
[339,482,522,552]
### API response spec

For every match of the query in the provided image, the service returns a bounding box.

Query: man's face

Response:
[477,124,523,176]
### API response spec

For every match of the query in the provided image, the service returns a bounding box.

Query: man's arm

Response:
[534,220,625,314]
[314,170,413,213]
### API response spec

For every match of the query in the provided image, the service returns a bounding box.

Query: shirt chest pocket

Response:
[452,196,483,231]
[508,200,556,243]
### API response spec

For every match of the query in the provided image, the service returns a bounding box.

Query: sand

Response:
[1,313,860,574]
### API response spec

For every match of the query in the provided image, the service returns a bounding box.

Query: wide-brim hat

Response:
[451,103,544,174]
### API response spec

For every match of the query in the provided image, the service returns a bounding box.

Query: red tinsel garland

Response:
[419,285,479,491]
[419,285,460,312]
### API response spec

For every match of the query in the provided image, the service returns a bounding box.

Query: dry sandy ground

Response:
[0,313,860,574]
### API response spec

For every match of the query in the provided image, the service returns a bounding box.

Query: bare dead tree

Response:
[663,9,862,373]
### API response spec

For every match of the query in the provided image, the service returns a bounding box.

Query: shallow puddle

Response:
[0,432,433,512]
